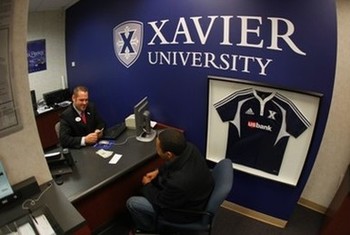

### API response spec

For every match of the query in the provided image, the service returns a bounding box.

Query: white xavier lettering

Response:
[191,16,218,44]
[220,16,233,45]
[267,17,306,56]
[148,20,169,45]
[237,16,264,49]
[171,17,194,44]
[147,15,306,56]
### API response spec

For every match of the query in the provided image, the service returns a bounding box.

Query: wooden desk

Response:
[321,165,350,235]
[55,129,163,232]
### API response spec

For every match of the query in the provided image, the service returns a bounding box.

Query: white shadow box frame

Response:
[206,76,322,185]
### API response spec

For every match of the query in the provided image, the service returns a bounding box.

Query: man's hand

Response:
[85,132,99,144]
[95,128,104,138]
[142,169,159,185]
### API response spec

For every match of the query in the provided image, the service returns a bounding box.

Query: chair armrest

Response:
[159,207,213,217]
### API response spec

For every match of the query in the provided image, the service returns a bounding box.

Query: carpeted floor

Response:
[97,204,325,235]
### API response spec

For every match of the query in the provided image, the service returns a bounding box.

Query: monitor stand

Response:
[136,129,157,142]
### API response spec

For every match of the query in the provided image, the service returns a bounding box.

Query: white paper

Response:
[109,154,122,164]
[33,214,56,235]
[17,223,36,235]
[36,106,53,114]
[96,149,114,158]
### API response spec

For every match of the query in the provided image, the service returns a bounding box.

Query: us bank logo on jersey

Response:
[113,21,143,68]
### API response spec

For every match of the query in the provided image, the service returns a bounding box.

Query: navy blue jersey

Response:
[214,88,310,175]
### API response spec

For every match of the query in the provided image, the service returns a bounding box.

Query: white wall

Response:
[0,0,52,186]
[27,10,67,101]
[301,0,350,207]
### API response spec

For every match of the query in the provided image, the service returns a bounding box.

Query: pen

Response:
[95,128,104,133]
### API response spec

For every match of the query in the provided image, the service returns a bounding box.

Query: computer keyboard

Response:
[103,122,126,140]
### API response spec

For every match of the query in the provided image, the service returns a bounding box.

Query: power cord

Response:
[21,182,53,210]
[114,135,136,146]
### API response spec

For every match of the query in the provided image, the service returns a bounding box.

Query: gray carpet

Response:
[97,205,325,235]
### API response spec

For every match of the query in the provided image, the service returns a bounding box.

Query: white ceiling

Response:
[29,0,79,12]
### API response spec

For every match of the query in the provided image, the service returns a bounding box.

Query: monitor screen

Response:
[61,88,71,101]
[0,161,14,201]
[43,88,71,107]
[134,97,156,142]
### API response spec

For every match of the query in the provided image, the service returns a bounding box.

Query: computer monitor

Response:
[43,88,71,107]
[0,161,14,202]
[30,90,37,111]
[134,97,156,142]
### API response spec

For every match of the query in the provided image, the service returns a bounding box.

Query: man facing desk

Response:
[127,128,214,232]
[59,86,105,148]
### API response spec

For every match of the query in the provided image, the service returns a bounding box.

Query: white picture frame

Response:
[206,76,322,185]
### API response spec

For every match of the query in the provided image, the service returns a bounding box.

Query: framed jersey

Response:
[206,76,322,185]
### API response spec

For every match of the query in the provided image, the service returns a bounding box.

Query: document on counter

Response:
[96,149,114,158]
[109,154,122,164]
[17,223,36,235]
[33,214,56,235]
[36,106,53,114]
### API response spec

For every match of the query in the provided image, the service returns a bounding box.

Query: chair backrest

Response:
[206,159,233,216]
[156,159,233,233]
[55,122,60,138]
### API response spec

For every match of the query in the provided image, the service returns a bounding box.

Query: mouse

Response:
[99,140,109,145]
[54,175,64,185]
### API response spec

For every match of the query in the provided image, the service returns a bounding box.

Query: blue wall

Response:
[65,0,337,220]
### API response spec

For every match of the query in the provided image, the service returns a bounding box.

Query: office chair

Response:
[55,122,60,138]
[155,158,233,235]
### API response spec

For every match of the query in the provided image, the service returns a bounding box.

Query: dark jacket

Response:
[59,103,105,148]
[141,142,214,223]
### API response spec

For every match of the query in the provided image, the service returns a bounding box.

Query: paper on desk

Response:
[96,149,114,158]
[17,223,36,235]
[33,214,56,235]
[36,106,53,114]
[109,154,122,164]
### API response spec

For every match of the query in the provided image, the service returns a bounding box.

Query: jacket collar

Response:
[163,142,192,171]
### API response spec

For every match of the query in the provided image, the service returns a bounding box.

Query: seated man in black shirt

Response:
[126,128,214,232]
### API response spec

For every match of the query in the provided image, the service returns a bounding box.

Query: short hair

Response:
[158,129,187,155]
[73,86,88,97]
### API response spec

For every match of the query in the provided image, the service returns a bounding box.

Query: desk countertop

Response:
[56,129,157,202]
[0,182,86,234]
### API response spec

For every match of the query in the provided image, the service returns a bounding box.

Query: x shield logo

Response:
[113,21,143,68]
